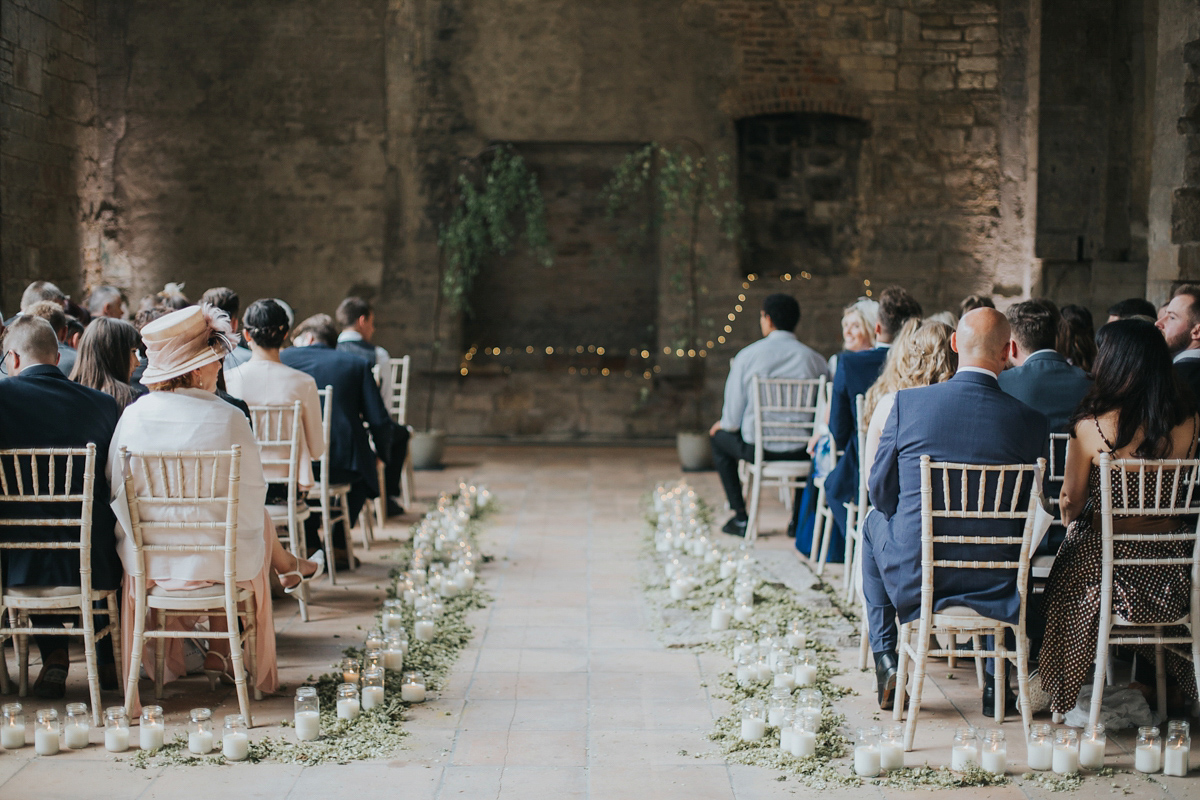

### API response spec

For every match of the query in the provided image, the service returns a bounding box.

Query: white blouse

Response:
[108,389,268,586]
[225,358,325,490]
[863,391,897,476]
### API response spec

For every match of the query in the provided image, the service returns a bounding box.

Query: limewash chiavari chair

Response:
[313,386,354,583]
[808,379,839,573]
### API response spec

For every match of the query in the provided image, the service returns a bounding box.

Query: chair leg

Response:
[343,504,359,572]
[359,505,375,551]
[124,599,147,719]
[745,467,764,545]
[993,631,1005,724]
[903,625,931,751]
[816,501,834,577]
[947,633,958,669]
[972,634,985,690]
[286,516,310,624]
[154,613,167,700]
[894,624,910,722]
[374,461,386,534]
[321,497,339,586]
[1087,617,1112,730]
[809,485,826,563]
[841,505,856,599]
[81,606,103,727]
[107,593,123,706]
[12,609,28,697]
[0,630,9,695]
[245,606,262,704]
[1014,627,1032,740]
[1154,635,1168,722]
[225,603,253,728]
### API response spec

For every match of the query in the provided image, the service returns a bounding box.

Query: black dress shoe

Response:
[982,683,1018,718]
[875,652,898,710]
[722,516,748,537]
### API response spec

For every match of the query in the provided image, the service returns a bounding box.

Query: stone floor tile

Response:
[449,729,510,765]
[515,671,589,700]
[287,762,441,800]
[464,672,521,700]
[509,699,588,731]
[496,766,587,800]
[518,648,588,673]
[504,730,586,766]
[520,625,589,649]
[436,765,504,797]
[459,699,517,731]
[145,763,304,799]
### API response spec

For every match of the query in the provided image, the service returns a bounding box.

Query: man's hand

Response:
[708,421,722,437]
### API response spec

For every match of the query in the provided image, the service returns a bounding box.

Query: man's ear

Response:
[950,332,960,354]
[875,321,883,338]
[1191,320,1200,345]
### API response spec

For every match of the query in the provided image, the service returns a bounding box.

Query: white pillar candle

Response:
[854,745,881,777]
[382,611,404,632]
[222,732,249,761]
[64,723,89,749]
[710,605,732,631]
[773,672,796,691]
[415,620,436,642]
[733,604,753,623]
[982,748,1007,775]
[780,727,795,752]
[188,730,213,754]
[719,561,735,579]
[34,728,59,756]
[139,723,164,751]
[951,745,977,771]
[669,581,688,600]
[1,725,25,749]
[336,698,361,720]
[786,631,807,650]
[401,682,426,703]
[294,710,320,741]
[104,727,129,752]
[1135,744,1161,774]
[362,686,386,711]
[384,649,405,671]
[456,570,475,591]
[767,706,785,727]
[1163,745,1189,777]
[732,643,753,661]
[735,663,754,686]
[791,729,817,758]
[794,664,818,687]
[880,741,904,770]
[1079,738,1105,770]
[1052,744,1079,774]
[1026,740,1053,770]
[754,662,773,683]
[739,717,766,742]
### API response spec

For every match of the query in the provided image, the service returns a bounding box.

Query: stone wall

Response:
[0,0,100,315]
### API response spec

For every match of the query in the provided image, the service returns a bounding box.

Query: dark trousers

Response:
[303,465,369,552]
[32,609,115,665]
[711,430,809,516]
[383,423,411,499]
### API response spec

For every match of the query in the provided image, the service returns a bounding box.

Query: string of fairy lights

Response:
[457,272,874,379]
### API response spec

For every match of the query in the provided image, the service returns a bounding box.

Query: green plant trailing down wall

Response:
[600,141,742,353]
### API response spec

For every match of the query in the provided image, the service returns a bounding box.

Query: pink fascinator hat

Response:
[140,304,238,384]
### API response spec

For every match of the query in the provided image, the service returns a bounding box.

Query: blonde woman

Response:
[828,297,879,376]
[862,318,958,471]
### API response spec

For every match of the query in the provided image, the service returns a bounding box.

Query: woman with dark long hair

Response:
[1058,303,1097,373]
[69,317,143,411]
[1039,319,1198,714]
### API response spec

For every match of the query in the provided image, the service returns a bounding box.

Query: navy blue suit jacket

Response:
[867,371,1049,625]
[826,347,888,504]
[997,351,1091,433]
[0,365,123,590]
[281,344,392,493]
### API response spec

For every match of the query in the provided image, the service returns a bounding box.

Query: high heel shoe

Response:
[282,550,326,595]
[203,652,239,691]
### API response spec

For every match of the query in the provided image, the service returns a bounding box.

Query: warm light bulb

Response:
[640,350,649,359]
[675,349,684,357]
[545,346,554,355]
[663,347,671,355]
[460,367,468,376]
[601,368,610,376]
[718,336,726,343]
[724,325,732,333]
[596,346,605,355]
[727,313,736,321]
[687,349,695,358]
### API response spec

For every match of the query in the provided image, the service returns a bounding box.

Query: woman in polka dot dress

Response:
[1040,319,1199,715]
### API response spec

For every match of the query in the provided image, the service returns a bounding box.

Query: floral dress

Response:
[1039,418,1198,714]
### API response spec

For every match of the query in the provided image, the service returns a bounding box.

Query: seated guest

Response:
[959,294,995,318]
[864,308,1048,712]
[0,316,122,697]
[1058,304,1097,372]
[24,300,77,378]
[999,300,1091,432]
[70,317,145,412]
[109,305,323,694]
[862,318,957,471]
[64,316,85,350]
[283,313,392,561]
[156,282,190,311]
[335,296,410,516]
[201,287,252,368]
[826,296,878,377]
[1156,283,1200,404]
[709,294,828,537]
[19,281,67,313]
[821,287,922,558]
[1107,297,1157,323]
[1040,319,1198,715]
[225,299,325,493]
[86,285,127,320]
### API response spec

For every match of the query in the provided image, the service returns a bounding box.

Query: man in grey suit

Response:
[998,300,1091,433]
[863,308,1048,712]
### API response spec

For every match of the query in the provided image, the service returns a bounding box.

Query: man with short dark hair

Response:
[201,287,252,368]
[1107,297,1157,323]
[999,300,1091,432]
[709,294,828,537]
[1156,284,1200,405]
[0,316,122,697]
[24,300,76,377]
[820,286,923,556]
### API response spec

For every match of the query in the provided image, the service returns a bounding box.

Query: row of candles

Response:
[293,485,490,742]
[0,702,251,760]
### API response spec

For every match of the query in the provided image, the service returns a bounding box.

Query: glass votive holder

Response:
[1,703,25,749]
[733,581,754,606]
[719,554,736,579]
[778,710,796,753]
[786,711,816,759]
[384,632,406,671]
[415,610,436,642]
[794,650,818,687]
[754,653,773,683]
[739,699,766,742]
[222,714,249,761]
[34,708,60,755]
[1136,726,1161,774]
[1027,722,1053,770]
[665,556,683,580]
[340,656,361,685]
[362,667,386,711]
[951,727,978,771]
[364,647,383,671]
[768,688,792,727]
[336,683,361,720]
[429,600,446,619]
[705,546,721,565]
[1052,728,1079,774]
[854,727,882,777]
[188,707,214,754]
[64,702,90,749]
[711,599,732,631]
[139,705,164,751]
[880,723,904,770]
[401,671,426,703]
[294,686,320,741]
[1080,722,1106,770]
[773,654,796,690]
[1164,720,1190,777]
[981,729,1007,775]
[735,654,755,687]
[365,628,385,651]
[382,598,404,632]
[733,602,753,623]
[732,631,754,661]
[104,707,129,752]
[795,688,824,715]
[786,620,807,650]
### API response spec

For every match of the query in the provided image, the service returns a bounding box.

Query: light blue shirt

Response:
[719,330,830,444]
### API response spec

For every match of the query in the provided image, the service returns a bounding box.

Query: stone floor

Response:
[0,444,1196,799]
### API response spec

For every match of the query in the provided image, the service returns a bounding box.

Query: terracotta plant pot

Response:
[410,430,446,470]
[676,431,714,472]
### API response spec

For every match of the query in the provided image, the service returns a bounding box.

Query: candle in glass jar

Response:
[794,651,818,687]
[139,722,164,751]
[879,725,904,770]
[792,728,817,758]
[295,711,320,741]
[733,603,753,623]
[34,728,59,755]
[63,703,89,749]
[415,618,436,642]
[1,704,24,749]
[382,599,404,632]
[188,708,214,754]
[105,726,128,752]
[1136,745,1161,773]
[854,728,882,777]
[362,685,386,710]
[1027,723,1053,770]
[1053,729,1079,774]
[1079,723,1105,770]
[401,672,426,703]
[739,700,765,741]
[711,601,732,631]
[336,684,361,720]
[951,728,978,771]
[223,731,249,761]
[1163,721,1190,777]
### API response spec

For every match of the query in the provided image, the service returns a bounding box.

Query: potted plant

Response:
[600,140,740,470]
[412,145,552,468]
